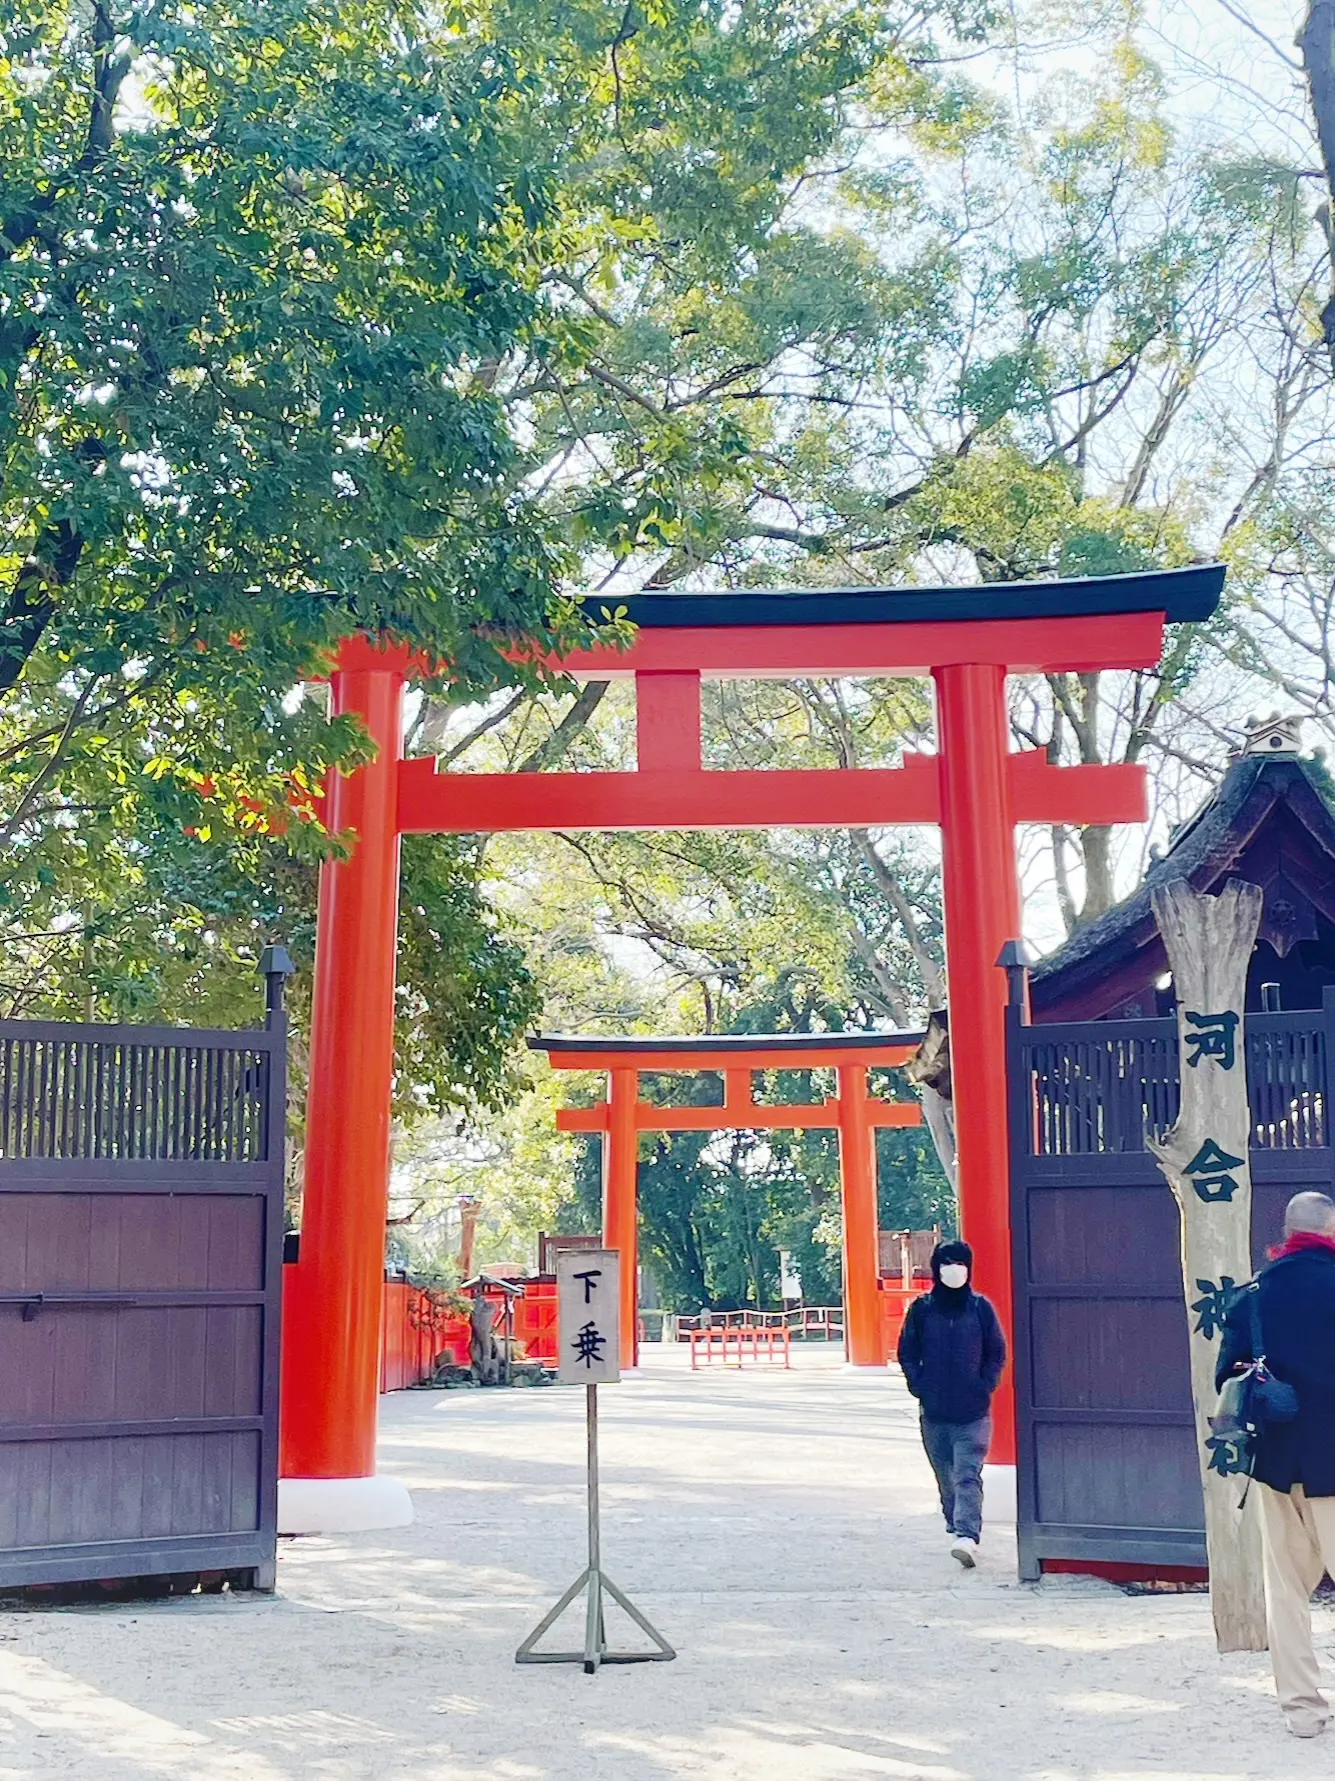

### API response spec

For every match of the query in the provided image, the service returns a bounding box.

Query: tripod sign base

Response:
[515,1565,676,1674]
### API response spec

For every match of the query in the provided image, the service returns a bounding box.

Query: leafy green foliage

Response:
[396,836,542,1120]
[1,0,577,679]
[391,6,1335,1287]
[0,0,617,1068]
[6,0,1331,1296]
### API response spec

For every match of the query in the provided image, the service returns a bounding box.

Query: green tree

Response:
[0,0,613,1066]
[0,0,998,1116]
[387,8,1335,1284]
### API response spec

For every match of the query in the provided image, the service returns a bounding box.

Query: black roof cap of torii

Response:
[605,563,1225,631]
[529,1031,926,1055]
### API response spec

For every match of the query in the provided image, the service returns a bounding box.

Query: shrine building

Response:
[1031,727,1335,1024]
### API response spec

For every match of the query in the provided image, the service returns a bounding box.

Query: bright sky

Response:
[1145,0,1313,153]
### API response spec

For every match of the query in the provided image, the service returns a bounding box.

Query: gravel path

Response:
[0,1347,1330,1780]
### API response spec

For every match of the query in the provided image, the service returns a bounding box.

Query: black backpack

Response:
[1211,1282,1299,1471]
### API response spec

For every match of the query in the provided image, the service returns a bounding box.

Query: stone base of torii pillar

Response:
[278,1476,413,1536]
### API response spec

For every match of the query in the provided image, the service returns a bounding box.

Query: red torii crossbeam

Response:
[278,564,1224,1532]
[532,1032,924,1369]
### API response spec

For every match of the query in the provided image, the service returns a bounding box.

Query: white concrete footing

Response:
[278,1474,414,1535]
[983,1462,1017,1526]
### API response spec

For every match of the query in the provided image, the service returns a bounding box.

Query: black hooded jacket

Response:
[896,1244,1006,1424]
[1216,1241,1335,1496]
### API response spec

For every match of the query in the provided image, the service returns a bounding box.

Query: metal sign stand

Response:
[515,1384,675,1674]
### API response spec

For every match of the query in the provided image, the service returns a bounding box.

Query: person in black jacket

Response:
[1217,1191,1335,1738]
[896,1239,1006,1567]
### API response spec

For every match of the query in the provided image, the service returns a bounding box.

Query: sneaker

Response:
[950,1536,979,1568]
[1284,1713,1329,1739]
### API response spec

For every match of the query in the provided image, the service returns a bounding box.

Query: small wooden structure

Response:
[462,1272,525,1386]
[0,967,288,1591]
[878,1228,940,1282]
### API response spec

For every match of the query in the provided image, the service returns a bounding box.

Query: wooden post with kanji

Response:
[515,1249,675,1674]
[1148,877,1266,1654]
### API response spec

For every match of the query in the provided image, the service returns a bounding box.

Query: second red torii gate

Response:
[278,564,1225,1531]
[530,1030,925,1367]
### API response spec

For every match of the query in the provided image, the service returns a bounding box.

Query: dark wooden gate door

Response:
[1007,993,1334,1579]
[0,1014,285,1590]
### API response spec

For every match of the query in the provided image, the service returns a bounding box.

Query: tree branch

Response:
[851,830,945,1006]
[1299,0,1335,350]
[85,1,135,164]
[515,681,609,773]
[0,520,83,695]
[0,674,105,849]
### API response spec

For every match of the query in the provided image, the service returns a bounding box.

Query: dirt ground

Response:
[0,1347,1331,1781]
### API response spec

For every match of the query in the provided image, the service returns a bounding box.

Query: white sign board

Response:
[556,1248,621,1385]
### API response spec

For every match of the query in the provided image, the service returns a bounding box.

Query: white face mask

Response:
[938,1264,970,1290]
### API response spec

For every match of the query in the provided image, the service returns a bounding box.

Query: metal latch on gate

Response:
[0,1293,142,1321]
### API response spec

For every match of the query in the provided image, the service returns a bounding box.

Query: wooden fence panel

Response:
[0,1017,284,1592]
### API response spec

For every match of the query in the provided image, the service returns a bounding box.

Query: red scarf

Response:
[1267,1230,1335,1261]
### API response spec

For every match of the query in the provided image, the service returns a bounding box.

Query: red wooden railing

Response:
[881,1278,928,1355]
[689,1325,791,1369]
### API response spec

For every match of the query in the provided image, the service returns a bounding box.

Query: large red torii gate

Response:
[278,565,1223,1531]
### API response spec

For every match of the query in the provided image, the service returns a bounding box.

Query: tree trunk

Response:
[1078,824,1116,924]
[470,1294,501,1385]
[920,1084,957,1195]
[906,1012,958,1196]
[1300,0,1335,353]
[1148,878,1266,1654]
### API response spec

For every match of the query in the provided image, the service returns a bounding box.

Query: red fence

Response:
[515,1277,558,1361]
[379,1281,462,1393]
[689,1325,791,1369]
[881,1278,928,1355]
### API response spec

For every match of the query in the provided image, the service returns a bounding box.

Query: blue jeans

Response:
[921,1414,991,1541]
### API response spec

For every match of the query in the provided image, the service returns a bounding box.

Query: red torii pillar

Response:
[278,643,414,1532]
[835,1062,883,1368]
[934,664,1020,1461]
[604,1069,640,1368]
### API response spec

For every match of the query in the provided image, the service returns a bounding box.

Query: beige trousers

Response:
[1260,1482,1335,1730]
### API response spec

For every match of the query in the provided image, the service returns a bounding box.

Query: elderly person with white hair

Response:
[1218,1191,1335,1738]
